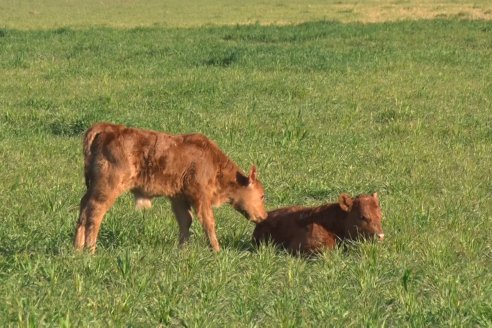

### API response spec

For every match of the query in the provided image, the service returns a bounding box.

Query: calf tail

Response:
[82,123,111,188]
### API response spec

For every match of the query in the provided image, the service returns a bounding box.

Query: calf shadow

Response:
[218,234,257,253]
[249,237,369,260]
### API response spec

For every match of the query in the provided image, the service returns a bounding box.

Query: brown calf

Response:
[74,122,267,253]
[253,193,383,254]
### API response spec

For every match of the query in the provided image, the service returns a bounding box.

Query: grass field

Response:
[0,1,491,326]
[2,0,492,28]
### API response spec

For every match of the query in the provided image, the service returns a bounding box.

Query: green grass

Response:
[0,17,491,326]
[1,0,492,28]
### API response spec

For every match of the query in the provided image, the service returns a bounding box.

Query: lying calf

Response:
[253,193,383,254]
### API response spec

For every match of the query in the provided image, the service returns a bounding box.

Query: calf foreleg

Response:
[195,201,220,252]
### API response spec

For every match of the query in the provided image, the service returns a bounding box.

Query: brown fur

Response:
[253,193,383,254]
[74,122,267,253]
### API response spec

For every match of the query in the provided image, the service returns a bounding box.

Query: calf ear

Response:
[339,193,353,212]
[236,172,250,187]
[372,192,379,202]
[248,165,257,184]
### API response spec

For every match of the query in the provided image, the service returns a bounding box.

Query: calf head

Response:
[339,193,384,241]
[231,166,267,223]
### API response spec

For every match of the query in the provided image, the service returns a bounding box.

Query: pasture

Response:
[0,1,491,326]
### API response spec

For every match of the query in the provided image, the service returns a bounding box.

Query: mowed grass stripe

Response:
[1,0,492,29]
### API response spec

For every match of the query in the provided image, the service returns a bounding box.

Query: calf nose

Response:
[252,214,267,223]
[377,233,385,241]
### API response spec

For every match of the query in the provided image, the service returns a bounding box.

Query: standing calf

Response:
[74,123,267,253]
[253,193,383,254]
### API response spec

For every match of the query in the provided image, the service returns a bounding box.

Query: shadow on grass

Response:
[49,119,89,137]
[0,229,74,257]
[248,236,376,261]
[202,49,239,67]
[219,234,256,253]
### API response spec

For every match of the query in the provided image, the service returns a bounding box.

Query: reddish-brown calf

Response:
[74,122,267,253]
[253,193,383,254]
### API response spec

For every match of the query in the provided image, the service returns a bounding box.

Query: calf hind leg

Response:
[74,192,90,250]
[74,187,122,253]
[83,193,119,253]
